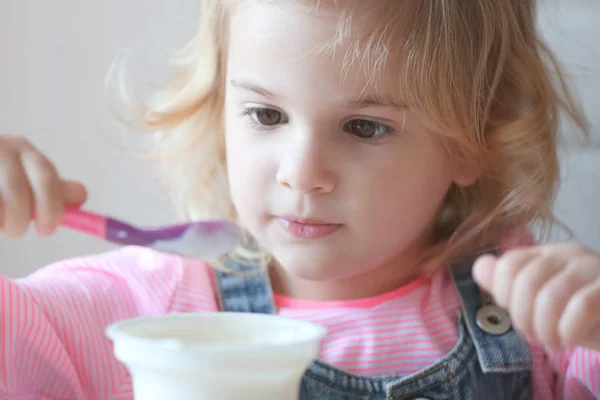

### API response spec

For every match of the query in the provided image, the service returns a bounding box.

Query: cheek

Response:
[225,121,250,210]
[352,146,453,229]
[225,120,276,217]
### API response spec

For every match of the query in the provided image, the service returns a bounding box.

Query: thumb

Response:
[472,254,498,293]
[62,180,88,208]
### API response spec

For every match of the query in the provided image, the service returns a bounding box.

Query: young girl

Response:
[1,0,599,399]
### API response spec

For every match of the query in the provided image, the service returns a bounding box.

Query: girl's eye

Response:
[242,107,288,126]
[344,119,391,139]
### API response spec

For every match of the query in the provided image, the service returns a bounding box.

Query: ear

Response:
[451,160,481,187]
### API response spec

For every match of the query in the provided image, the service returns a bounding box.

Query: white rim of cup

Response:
[105,312,328,354]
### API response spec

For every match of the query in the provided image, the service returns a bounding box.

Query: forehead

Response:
[227,3,343,68]
[225,1,408,102]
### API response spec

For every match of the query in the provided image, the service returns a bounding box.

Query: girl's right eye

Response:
[241,107,288,127]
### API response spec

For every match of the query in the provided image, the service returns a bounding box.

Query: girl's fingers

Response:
[0,151,33,237]
[21,149,64,235]
[558,263,600,349]
[0,135,87,238]
[489,248,539,309]
[509,255,562,342]
[62,180,87,207]
[472,254,497,292]
[533,255,600,352]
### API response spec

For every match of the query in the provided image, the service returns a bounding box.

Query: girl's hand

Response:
[473,243,600,353]
[0,134,87,237]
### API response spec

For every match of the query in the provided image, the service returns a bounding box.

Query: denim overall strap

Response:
[212,248,276,315]
[450,254,533,373]
[213,247,534,399]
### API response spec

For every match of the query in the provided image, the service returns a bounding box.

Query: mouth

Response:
[276,216,342,240]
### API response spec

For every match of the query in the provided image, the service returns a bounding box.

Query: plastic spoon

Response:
[59,208,243,260]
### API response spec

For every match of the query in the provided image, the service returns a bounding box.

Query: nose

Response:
[276,136,337,194]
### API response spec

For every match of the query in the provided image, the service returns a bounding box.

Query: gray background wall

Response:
[0,0,598,277]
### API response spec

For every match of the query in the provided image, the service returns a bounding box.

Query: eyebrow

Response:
[230,79,408,110]
[346,97,408,110]
[230,79,277,98]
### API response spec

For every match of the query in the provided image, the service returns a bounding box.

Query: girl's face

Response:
[224,2,474,299]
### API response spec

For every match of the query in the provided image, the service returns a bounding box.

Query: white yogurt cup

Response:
[106,312,326,400]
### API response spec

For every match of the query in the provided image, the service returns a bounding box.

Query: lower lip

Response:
[277,218,341,239]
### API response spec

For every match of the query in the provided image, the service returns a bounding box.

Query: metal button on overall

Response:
[476,304,511,335]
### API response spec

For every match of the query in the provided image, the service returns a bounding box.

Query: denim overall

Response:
[213,250,533,400]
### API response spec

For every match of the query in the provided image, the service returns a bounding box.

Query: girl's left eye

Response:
[344,119,391,139]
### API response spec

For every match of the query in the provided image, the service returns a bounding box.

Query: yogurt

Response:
[105,312,326,400]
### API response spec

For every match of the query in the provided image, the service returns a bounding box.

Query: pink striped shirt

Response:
[1,246,599,399]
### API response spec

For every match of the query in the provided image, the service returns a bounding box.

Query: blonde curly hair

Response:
[111,0,588,266]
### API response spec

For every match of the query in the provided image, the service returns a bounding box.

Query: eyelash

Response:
[238,107,396,142]
[239,107,286,127]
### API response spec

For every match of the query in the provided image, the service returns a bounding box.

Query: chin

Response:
[271,248,353,281]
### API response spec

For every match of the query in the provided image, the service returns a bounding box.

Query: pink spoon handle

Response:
[59,208,244,259]
[61,208,107,239]
[60,208,194,247]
